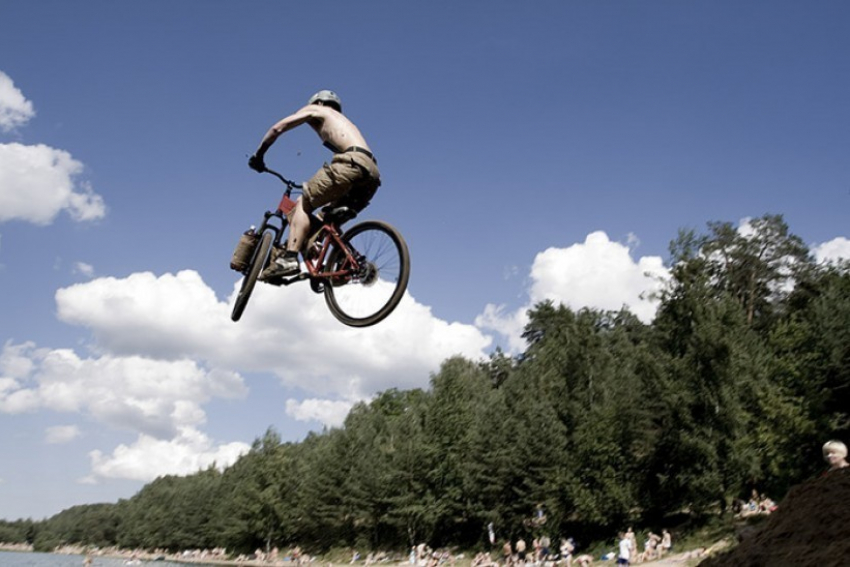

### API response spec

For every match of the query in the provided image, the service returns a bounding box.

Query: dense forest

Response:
[2,214,848,557]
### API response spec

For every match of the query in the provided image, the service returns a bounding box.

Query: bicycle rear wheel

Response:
[324,220,410,327]
[232,231,272,322]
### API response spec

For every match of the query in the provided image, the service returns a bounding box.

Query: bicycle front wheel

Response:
[232,231,272,322]
[324,220,410,327]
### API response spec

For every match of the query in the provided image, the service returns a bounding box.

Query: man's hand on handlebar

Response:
[248,154,266,173]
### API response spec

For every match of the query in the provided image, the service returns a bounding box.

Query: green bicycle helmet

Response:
[308,90,342,112]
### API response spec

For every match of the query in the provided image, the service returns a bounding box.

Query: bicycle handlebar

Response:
[264,167,302,191]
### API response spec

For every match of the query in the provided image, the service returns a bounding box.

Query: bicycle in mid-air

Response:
[229,166,410,327]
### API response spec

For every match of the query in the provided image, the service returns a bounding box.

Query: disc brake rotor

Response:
[359,261,378,287]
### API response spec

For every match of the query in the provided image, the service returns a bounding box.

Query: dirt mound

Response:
[699,468,850,566]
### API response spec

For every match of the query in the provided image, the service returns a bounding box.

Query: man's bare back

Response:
[258,104,371,157]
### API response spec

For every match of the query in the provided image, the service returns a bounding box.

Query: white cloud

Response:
[0,71,105,226]
[813,236,850,265]
[1,338,249,482]
[0,71,35,132]
[0,143,106,224]
[477,231,670,353]
[56,269,491,403]
[529,231,668,318]
[87,427,249,483]
[1,340,38,379]
[56,270,230,361]
[38,267,492,480]
[475,303,530,354]
[73,262,95,277]
[45,425,80,444]
[286,398,352,428]
[0,341,247,439]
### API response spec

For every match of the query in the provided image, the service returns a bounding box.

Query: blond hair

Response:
[822,440,848,459]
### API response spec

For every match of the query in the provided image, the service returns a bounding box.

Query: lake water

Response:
[0,551,213,567]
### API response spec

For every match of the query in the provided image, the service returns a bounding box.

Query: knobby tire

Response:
[324,220,410,327]
[231,231,272,322]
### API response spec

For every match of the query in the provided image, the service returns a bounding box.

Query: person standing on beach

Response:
[660,529,673,555]
[617,532,633,566]
[501,540,512,565]
[515,538,527,564]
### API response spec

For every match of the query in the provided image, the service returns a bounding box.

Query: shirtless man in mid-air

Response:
[248,90,380,279]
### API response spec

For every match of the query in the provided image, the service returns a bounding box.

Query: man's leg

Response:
[286,196,313,253]
[262,196,313,279]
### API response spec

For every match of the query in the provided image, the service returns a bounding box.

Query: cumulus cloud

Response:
[1,338,249,482]
[0,270,491,483]
[0,71,105,225]
[813,236,850,265]
[475,303,529,354]
[43,268,491,480]
[56,270,491,402]
[45,425,80,444]
[285,398,353,428]
[0,264,494,484]
[477,231,670,353]
[87,427,249,483]
[529,231,668,318]
[0,71,34,132]
[0,340,38,379]
[0,341,247,439]
[56,270,233,361]
[0,143,106,224]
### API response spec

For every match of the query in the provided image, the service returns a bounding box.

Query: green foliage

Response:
[26,503,120,551]
[15,214,850,559]
[0,519,35,544]
[117,466,224,551]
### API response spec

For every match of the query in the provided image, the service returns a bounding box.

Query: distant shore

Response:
[1,541,725,567]
[1,544,288,566]
[1,543,379,567]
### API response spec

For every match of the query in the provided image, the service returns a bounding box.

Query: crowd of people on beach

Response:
[248,545,307,565]
[613,527,675,565]
[465,526,677,567]
[733,490,778,518]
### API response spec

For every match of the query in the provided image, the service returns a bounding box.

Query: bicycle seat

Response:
[322,205,358,225]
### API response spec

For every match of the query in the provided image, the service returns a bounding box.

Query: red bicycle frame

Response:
[274,192,361,284]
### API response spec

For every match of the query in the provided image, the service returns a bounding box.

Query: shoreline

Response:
[1,542,727,567]
[1,544,393,567]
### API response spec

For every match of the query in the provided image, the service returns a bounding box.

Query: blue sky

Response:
[1,1,849,521]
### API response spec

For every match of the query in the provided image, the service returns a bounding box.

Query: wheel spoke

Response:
[324,221,410,327]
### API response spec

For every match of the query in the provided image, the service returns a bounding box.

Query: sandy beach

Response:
[3,541,727,567]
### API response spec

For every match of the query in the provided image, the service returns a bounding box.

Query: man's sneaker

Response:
[261,255,300,280]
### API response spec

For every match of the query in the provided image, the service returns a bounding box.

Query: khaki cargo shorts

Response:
[303,151,381,212]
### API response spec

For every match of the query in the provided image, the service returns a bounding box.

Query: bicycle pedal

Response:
[262,276,286,287]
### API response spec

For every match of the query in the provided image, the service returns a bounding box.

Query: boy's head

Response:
[822,440,848,469]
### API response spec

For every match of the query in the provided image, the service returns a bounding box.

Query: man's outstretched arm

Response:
[249,107,317,171]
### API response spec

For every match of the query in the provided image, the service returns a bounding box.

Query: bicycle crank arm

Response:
[277,272,312,286]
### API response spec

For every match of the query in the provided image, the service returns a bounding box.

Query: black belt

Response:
[344,146,377,165]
